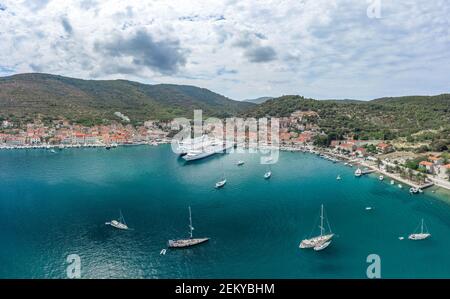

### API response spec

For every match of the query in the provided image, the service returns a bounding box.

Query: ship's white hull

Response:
[168,238,209,248]
[299,234,334,249]
[183,150,217,161]
[313,240,331,251]
[215,179,227,188]
[108,220,128,230]
[408,233,430,240]
[182,143,232,161]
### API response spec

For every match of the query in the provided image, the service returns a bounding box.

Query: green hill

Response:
[243,94,450,140]
[0,73,254,126]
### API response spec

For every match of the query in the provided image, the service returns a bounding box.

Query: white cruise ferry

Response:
[175,135,210,156]
[182,140,232,161]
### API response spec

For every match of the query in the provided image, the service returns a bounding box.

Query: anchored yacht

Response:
[106,210,129,230]
[300,204,334,250]
[408,219,431,240]
[168,207,209,248]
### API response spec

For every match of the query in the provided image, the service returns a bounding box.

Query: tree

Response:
[408,169,413,180]
[313,135,329,147]
[376,158,382,169]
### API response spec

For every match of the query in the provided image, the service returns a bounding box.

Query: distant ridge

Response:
[0,73,254,125]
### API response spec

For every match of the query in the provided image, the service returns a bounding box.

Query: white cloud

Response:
[0,0,448,100]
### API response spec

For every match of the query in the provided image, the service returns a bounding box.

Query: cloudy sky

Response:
[0,0,449,100]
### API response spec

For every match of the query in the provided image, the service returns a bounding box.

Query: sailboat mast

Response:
[421,218,424,234]
[189,206,193,238]
[320,204,324,236]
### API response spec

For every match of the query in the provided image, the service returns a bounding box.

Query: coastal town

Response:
[1,109,450,191]
[0,119,171,148]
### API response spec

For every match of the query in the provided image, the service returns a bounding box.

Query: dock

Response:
[361,169,376,175]
[361,163,435,190]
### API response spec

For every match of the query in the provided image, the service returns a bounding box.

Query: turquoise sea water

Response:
[0,145,449,278]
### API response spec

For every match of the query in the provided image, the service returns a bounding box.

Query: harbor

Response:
[1,144,449,278]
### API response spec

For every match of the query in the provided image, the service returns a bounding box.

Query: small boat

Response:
[344,162,349,166]
[264,171,272,179]
[379,175,384,181]
[215,179,227,188]
[390,180,395,185]
[160,249,167,255]
[408,219,431,240]
[300,204,334,250]
[349,164,353,167]
[354,168,362,177]
[418,188,423,194]
[50,149,56,153]
[409,187,419,194]
[168,207,209,248]
[313,240,331,251]
[106,210,129,230]
[398,184,403,189]
[398,236,404,240]
[215,160,226,188]
[105,145,111,150]
[237,160,245,166]
[336,175,341,180]
[365,207,373,211]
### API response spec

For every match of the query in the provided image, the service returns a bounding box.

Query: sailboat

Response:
[215,160,227,188]
[215,178,227,188]
[168,207,209,248]
[299,204,334,250]
[408,219,431,240]
[106,210,129,230]
[336,175,341,180]
[354,168,362,177]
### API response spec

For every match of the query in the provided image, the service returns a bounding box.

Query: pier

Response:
[361,163,435,190]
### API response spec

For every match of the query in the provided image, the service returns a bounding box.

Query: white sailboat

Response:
[336,175,341,180]
[408,219,431,240]
[215,160,227,188]
[264,170,272,179]
[215,179,227,188]
[168,207,209,248]
[390,180,395,185]
[354,168,362,177]
[379,175,384,181]
[299,204,334,250]
[106,210,129,230]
